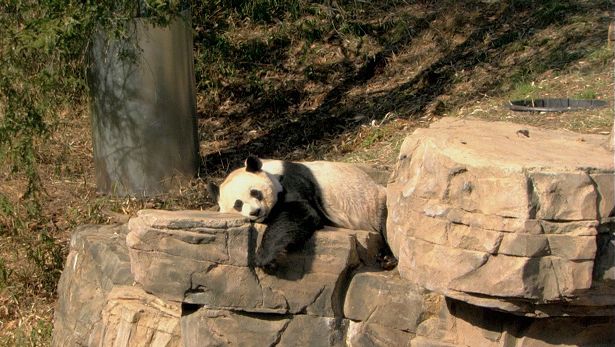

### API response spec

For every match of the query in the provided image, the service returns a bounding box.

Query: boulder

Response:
[181,308,348,347]
[52,224,133,346]
[54,208,615,346]
[127,210,383,317]
[52,224,182,347]
[97,286,181,347]
[52,116,615,345]
[125,211,255,306]
[386,118,615,316]
[344,271,615,347]
[180,308,290,347]
[344,271,425,333]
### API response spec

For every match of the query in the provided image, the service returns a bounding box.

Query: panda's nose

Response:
[250,208,261,217]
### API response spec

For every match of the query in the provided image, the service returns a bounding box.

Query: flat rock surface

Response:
[413,117,613,171]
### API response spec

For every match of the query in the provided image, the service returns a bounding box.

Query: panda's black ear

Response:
[245,156,262,173]
[207,182,220,203]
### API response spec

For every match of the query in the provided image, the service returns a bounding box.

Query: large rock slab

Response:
[386,118,615,316]
[410,301,615,347]
[54,211,614,346]
[52,224,182,347]
[126,210,254,304]
[52,224,134,346]
[344,271,425,333]
[127,210,382,317]
[97,286,181,347]
[388,117,613,221]
[343,271,615,347]
[181,308,348,347]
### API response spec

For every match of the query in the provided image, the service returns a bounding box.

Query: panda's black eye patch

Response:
[250,189,263,201]
[233,200,243,211]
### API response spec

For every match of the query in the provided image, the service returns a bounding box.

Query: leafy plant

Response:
[26,232,65,294]
[510,81,539,100]
[0,3,189,342]
[0,0,186,207]
[0,257,12,290]
[575,89,598,99]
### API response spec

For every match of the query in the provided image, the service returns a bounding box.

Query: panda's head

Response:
[208,156,282,222]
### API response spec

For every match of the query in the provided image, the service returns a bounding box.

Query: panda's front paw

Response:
[259,260,278,274]
[255,257,279,274]
[376,250,398,270]
[254,251,277,270]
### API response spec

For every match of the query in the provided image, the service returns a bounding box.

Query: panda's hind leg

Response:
[254,201,322,270]
[376,243,398,270]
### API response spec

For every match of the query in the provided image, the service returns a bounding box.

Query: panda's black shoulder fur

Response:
[254,160,327,269]
[255,200,323,269]
[245,156,397,272]
[273,161,320,204]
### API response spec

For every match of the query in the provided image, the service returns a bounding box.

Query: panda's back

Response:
[261,159,386,232]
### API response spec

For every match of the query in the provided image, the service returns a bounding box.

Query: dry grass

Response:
[0,0,613,345]
[456,71,614,134]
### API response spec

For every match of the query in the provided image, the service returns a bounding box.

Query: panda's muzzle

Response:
[249,208,261,218]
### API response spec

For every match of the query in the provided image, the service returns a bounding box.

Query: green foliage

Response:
[0,0,186,203]
[26,232,65,294]
[587,46,613,67]
[0,257,12,290]
[1,318,53,347]
[361,128,384,148]
[510,81,539,100]
[575,89,598,99]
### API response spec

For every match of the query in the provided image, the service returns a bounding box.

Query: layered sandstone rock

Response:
[55,209,615,346]
[52,224,182,347]
[182,308,349,347]
[386,117,615,316]
[54,118,615,345]
[97,286,181,347]
[127,210,383,317]
[54,214,386,347]
[343,271,615,347]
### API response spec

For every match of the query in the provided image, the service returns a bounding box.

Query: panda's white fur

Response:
[209,156,391,269]
[217,162,283,223]
[217,158,387,233]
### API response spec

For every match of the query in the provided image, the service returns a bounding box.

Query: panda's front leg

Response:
[254,201,322,270]
[254,218,296,271]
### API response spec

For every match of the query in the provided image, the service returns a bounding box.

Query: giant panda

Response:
[207,156,394,270]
